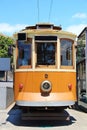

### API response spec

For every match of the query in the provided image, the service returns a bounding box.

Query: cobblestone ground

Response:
[0,103,87,130]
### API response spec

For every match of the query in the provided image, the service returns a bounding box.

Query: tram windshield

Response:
[36,42,56,66]
[16,36,74,69]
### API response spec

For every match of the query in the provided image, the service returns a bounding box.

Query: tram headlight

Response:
[41,80,52,93]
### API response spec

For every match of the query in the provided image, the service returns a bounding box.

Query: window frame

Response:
[16,40,32,69]
[60,38,74,69]
[35,42,57,69]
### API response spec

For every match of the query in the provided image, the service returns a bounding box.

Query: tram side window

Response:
[60,39,73,66]
[17,41,31,68]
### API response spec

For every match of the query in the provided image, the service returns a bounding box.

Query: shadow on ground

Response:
[6,105,76,127]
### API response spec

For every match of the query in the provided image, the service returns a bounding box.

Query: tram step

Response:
[22,110,70,120]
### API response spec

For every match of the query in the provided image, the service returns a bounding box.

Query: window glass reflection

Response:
[61,39,73,66]
[17,41,31,67]
[37,43,55,65]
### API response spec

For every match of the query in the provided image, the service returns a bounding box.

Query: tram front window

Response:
[36,43,56,66]
[60,39,73,67]
[17,41,31,68]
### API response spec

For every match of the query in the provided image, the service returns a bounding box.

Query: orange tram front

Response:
[13,23,77,110]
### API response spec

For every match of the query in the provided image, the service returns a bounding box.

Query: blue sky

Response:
[0,0,87,36]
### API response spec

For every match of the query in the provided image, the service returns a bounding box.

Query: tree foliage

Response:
[0,35,13,58]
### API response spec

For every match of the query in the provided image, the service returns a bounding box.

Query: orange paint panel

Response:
[14,71,76,101]
[14,71,33,99]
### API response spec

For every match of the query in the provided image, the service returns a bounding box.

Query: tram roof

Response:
[22,23,62,31]
[14,23,77,38]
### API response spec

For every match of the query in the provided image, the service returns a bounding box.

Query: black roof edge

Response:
[78,27,87,38]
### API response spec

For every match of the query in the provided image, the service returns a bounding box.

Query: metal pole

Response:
[85,29,87,98]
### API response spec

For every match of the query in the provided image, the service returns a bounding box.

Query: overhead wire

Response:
[37,0,53,23]
[48,0,53,22]
[37,0,40,23]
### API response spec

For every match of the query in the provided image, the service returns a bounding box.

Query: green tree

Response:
[0,35,13,57]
